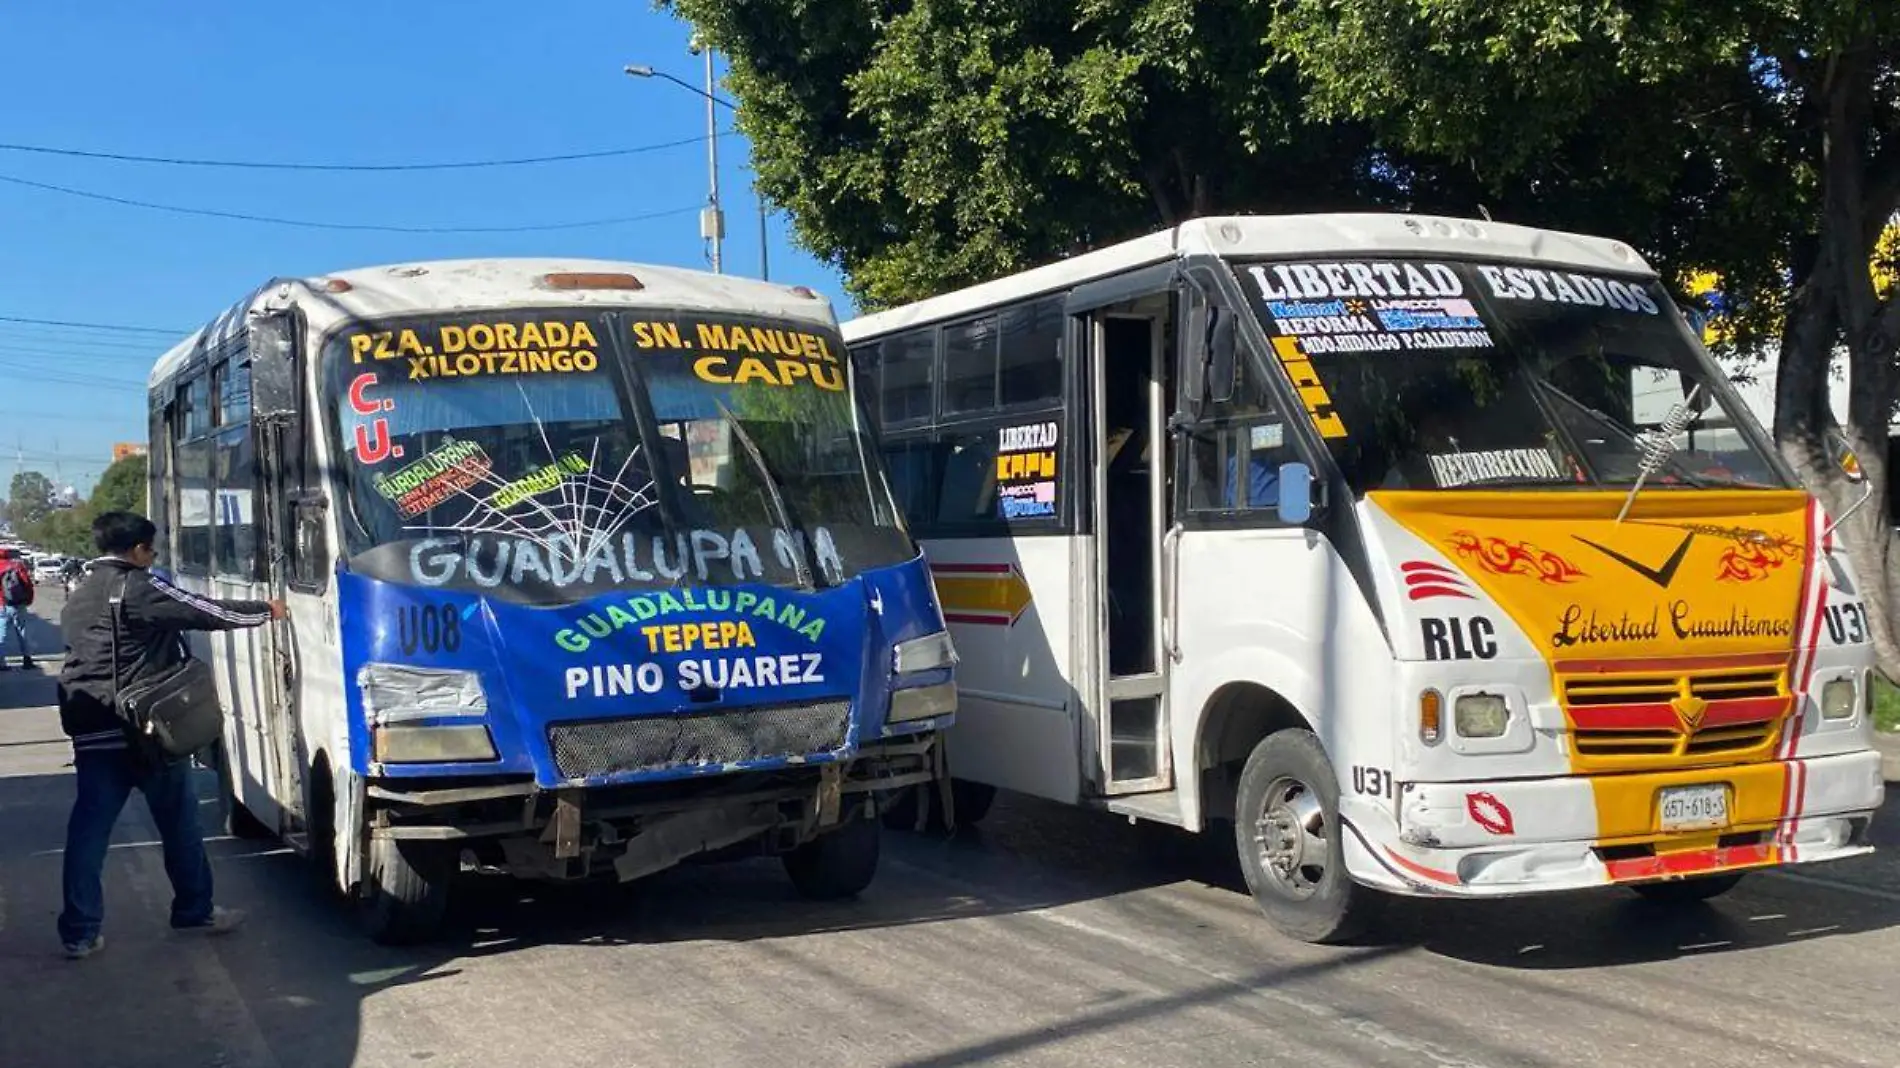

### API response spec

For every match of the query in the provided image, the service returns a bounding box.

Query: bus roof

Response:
[841,213,1658,340]
[151,257,835,388]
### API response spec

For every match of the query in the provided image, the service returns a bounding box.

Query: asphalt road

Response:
[5,592,1900,1068]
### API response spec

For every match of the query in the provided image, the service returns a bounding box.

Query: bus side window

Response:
[176,374,214,573]
[287,402,331,593]
[878,330,936,426]
[1183,358,1296,517]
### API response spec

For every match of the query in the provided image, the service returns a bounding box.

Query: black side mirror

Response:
[249,313,301,419]
[1181,299,1209,406]
[1208,309,1237,404]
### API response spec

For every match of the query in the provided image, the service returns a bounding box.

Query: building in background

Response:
[112,442,148,463]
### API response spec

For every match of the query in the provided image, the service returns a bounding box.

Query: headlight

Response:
[1822,677,1857,720]
[893,630,957,675]
[373,724,498,763]
[1454,693,1510,738]
[359,663,487,725]
[889,680,957,723]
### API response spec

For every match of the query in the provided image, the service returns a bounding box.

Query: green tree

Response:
[24,506,95,557]
[89,454,149,518]
[665,0,1430,309]
[1271,0,1900,670]
[7,470,54,532]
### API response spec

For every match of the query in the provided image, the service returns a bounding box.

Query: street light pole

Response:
[624,58,770,280]
[697,43,723,275]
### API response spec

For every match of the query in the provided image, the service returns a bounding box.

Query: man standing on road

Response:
[0,547,36,671]
[54,511,285,960]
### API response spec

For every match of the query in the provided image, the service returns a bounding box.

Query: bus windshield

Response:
[326,308,912,604]
[1232,258,1788,495]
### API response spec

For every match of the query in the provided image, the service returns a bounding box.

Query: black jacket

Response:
[57,558,273,745]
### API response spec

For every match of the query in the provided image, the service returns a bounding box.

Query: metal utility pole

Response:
[624,54,770,280]
[697,42,724,274]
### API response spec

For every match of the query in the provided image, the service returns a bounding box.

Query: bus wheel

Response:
[215,743,275,841]
[784,808,881,899]
[1628,873,1745,904]
[360,837,453,945]
[1235,730,1378,944]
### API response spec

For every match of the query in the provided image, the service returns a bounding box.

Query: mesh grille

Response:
[547,700,852,779]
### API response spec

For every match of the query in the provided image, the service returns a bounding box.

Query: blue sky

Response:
[0,3,844,495]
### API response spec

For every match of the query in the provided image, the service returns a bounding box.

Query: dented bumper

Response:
[1344,748,1884,896]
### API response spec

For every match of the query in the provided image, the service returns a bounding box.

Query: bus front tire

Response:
[1628,873,1745,904]
[784,809,881,900]
[1234,730,1379,944]
[361,837,453,945]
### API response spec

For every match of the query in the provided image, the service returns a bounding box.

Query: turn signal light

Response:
[1420,689,1444,745]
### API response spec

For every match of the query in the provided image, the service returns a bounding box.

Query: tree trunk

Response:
[1776,46,1900,680]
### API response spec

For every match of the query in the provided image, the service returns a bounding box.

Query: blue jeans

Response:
[58,748,215,944]
[0,604,30,659]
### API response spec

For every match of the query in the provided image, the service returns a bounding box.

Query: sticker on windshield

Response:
[996,421,1059,519]
[350,319,603,382]
[1474,266,1661,315]
[1248,263,1496,352]
[632,317,848,391]
[372,438,494,519]
[1428,448,1566,489]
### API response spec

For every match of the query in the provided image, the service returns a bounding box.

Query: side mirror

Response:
[1208,309,1237,404]
[1277,461,1314,524]
[1181,299,1209,405]
[248,313,301,419]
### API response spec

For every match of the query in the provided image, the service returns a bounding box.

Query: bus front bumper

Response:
[1345,749,1884,897]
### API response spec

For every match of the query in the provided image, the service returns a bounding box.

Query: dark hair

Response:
[93,511,158,555]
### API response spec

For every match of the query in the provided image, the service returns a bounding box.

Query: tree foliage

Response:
[7,471,54,532]
[667,0,1435,308]
[90,454,148,519]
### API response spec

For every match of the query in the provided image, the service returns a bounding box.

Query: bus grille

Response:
[546,700,852,780]
[1558,665,1789,770]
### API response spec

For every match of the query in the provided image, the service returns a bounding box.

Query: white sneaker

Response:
[176,906,245,936]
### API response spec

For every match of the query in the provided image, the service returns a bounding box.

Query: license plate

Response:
[1659,784,1729,832]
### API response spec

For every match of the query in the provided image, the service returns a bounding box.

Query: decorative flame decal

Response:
[1715,534,1799,583]
[1447,531,1586,585]
[1466,792,1515,836]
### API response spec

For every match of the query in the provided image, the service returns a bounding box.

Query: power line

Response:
[0,132,739,172]
[0,314,184,335]
[0,173,703,234]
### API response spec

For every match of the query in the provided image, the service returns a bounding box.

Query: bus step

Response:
[1105,791,1187,828]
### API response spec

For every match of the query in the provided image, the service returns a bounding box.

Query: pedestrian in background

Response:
[54,511,284,960]
[0,546,36,670]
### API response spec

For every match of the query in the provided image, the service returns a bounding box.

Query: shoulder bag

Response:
[111,576,226,758]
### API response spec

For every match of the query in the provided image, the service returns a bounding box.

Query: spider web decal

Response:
[401,383,659,568]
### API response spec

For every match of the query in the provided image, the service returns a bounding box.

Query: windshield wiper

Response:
[1616,383,1704,522]
[716,400,816,590]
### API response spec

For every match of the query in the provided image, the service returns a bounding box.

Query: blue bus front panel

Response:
[337,554,947,788]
